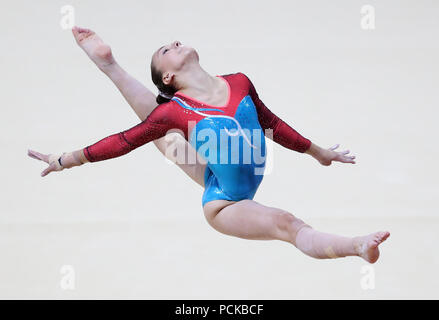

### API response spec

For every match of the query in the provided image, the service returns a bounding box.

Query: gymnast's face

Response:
[152,40,199,86]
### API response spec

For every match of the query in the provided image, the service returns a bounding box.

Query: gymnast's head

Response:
[150,40,199,104]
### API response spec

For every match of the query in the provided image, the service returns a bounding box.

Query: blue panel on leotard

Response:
[188,95,267,206]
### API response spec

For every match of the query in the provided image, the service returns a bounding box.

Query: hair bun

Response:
[158,90,173,99]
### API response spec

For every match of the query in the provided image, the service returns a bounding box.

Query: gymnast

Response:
[28,27,390,263]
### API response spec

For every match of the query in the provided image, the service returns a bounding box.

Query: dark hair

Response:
[150,59,178,104]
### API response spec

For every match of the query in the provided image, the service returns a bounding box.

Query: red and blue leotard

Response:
[83,72,312,206]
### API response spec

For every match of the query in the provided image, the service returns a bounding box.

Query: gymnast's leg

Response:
[203,199,390,263]
[72,26,207,187]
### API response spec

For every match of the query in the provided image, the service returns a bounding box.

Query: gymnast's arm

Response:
[82,118,169,163]
[47,119,169,174]
[245,74,312,151]
[47,108,172,173]
[244,73,358,166]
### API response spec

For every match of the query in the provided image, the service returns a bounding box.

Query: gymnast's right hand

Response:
[28,149,88,177]
[27,149,65,177]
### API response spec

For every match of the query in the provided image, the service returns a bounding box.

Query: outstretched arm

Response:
[72,26,207,186]
[29,105,173,176]
[82,118,168,163]
[245,73,356,166]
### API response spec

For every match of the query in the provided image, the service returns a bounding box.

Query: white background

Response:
[0,0,438,298]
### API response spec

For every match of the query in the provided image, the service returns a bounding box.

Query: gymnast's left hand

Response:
[318,144,356,166]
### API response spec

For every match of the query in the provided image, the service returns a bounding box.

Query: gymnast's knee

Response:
[273,211,312,243]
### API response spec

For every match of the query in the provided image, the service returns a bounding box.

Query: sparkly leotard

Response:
[83,72,312,206]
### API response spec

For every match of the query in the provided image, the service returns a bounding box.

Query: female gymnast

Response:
[28,27,389,263]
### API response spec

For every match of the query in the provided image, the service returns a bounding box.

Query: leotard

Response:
[83,72,312,206]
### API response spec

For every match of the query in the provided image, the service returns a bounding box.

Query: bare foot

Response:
[354,231,390,264]
[72,26,115,70]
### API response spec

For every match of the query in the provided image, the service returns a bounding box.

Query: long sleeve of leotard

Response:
[83,104,174,162]
[244,73,312,153]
